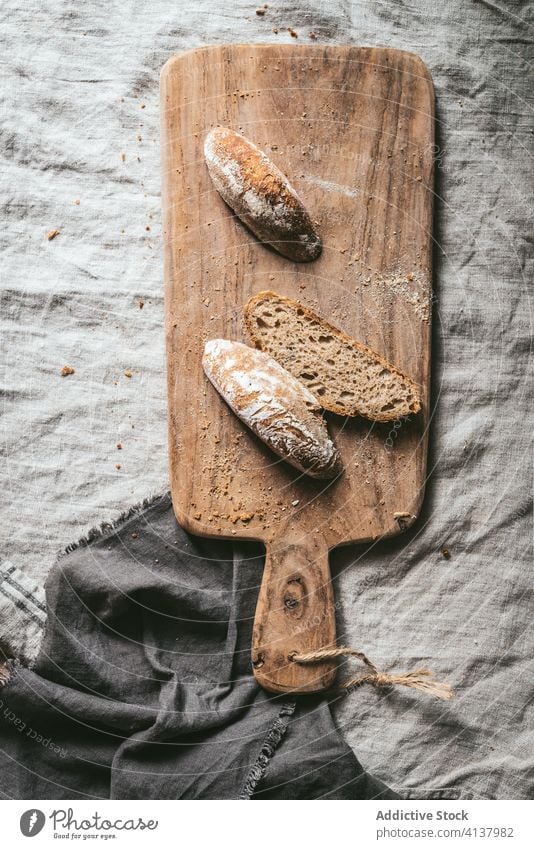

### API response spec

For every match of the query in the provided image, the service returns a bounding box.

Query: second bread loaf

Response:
[203,339,341,479]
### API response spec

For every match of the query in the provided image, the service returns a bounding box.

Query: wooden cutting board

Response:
[161,44,434,694]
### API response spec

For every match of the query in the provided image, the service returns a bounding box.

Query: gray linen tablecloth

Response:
[1,0,532,799]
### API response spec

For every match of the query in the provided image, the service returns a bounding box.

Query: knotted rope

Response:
[291,647,453,700]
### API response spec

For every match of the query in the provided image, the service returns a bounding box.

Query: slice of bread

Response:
[244,291,421,422]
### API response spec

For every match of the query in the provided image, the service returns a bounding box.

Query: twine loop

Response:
[291,647,453,701]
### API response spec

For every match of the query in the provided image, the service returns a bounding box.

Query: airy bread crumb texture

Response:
[245,292,421,422]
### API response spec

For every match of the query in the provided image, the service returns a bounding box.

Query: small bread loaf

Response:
[204,127,321,262]
[202,339,341,479]
[244,291,421,422]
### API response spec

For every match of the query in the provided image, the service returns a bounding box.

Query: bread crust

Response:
[244,291,421,422]
[202,339,341,479]
[204,127,321,262]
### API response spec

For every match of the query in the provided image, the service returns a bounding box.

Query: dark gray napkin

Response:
[0,493,398,800]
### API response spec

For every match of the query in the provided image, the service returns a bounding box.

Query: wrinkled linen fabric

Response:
[0,495,397,800]
[0,0,532,799]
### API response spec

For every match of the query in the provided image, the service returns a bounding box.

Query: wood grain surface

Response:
[161,44,434,694]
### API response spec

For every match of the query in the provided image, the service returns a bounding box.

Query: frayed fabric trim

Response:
[239,701,297,799]
[60,490,170,557]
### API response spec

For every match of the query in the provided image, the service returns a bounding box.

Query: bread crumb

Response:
[74,199,80,205]
[131,532,138,539]
[255,6,266,14]
[292,499,300,506]
[393,511,410,518]
[115,463,122,470]
[47,229,60,241]
[240,512,254,523]
[309,31,317,39]
[272,26,278,33]
[124,370,133,378]
[138,299,145,309]
[120,152,126,162]
[116,442,122,450]
[60,365,75,377]
[441,547,451,559]
[288,27,298,37]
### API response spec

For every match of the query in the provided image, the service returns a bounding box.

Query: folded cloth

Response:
[0,493,398,800]
[0,560,47,666]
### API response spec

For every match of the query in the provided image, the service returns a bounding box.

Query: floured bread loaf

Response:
[244,291,421,422]
[204,127,322,262]
[202,339,341,479]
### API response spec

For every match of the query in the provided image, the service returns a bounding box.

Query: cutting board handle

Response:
[251,531,337,694]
